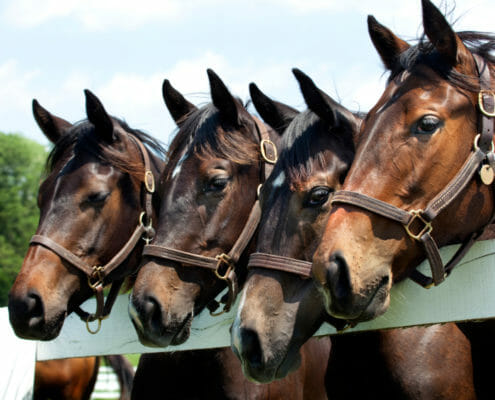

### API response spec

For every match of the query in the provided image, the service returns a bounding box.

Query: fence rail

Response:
[35,239,495,360]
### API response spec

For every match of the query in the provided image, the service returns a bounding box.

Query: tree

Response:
[0,132,47,306]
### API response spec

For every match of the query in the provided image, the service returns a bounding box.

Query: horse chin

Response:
[240,348,302,384]
[130,306,193,348]
[322,277,391,323]
[11,309,67,341]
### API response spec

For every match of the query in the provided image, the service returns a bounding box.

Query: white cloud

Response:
[4,0,188,30]
[4,0,494,33]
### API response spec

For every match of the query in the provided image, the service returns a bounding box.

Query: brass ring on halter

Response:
[210,307,227,317]
[478,90,495,117]
[85,316,102,334]
[257,184,263,198]
[473,134,495,153]
[144,170,155,193]
[214,253,233,280]
[88,266,104,290]
[260,139,278,164]
[404,210,433,241]
[139,211,152,229]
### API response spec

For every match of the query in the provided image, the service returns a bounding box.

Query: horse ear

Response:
[162,79,197,126]
[84,89,115,142]
[207,69,242,126]
[32,100,72,144]
[421,0,469,67]
[292,68,339,126]
[249,83,298,136]
[293,68,362,139]
[368,15,410,70]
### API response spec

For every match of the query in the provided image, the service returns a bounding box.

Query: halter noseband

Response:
[142,117,277,316]
[330,54,495,288]
[29,134,156,333]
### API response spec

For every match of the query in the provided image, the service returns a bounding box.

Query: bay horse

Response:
[232,69,475,398]
[7,92,163,399]
[8,91,164,340]
[129,70,329,399]
[312,0,495,323]
[34,355,134,400]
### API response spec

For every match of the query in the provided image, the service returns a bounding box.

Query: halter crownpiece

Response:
[29,134,156,333]
[142,116,276,316]
[330,54,495,289]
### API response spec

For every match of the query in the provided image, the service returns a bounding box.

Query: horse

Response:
[7,92,164,398]
[232,69,476,399]
[129,70,329,399]
[311,0,495,325]
[34,357,99,400]
[34,355,134,400]
[8,91,164,340]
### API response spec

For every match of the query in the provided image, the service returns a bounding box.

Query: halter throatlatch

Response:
[29,135,156,333]
[142,117,277,316]
[330,54,495,289]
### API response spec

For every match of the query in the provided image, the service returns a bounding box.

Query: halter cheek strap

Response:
[331,54,495,288]
[142,117,277,316]
[29,134,156,333]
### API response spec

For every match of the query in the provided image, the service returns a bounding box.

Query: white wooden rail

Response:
[33,239,495,360]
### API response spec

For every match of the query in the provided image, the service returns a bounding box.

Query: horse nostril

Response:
[143,296,164,334]
[27,291,43,318]
[327,252,352,300]
[239,328,263,369]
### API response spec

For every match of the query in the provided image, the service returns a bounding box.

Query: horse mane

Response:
[395,31,495,92]
[164,101,260,181]
[277,110,358,187]
[46,118,166,182]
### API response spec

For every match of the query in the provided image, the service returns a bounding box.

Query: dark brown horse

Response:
[8,91,164,340]
[7,93,161,399]
[129,70,329,399]
[232,70,476,399]
[312,0,495,323]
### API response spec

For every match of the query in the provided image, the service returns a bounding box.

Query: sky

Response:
[1,0,494,146]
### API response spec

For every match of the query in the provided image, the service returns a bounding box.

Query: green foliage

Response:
[0,132,47,306]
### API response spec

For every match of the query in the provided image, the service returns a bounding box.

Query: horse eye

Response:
[204,176,230,192]
[413,115,442,135]
[306,186,333,207]
[86,192,109,205]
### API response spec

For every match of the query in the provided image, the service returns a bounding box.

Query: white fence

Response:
[90,366,128,400]
[3,240,495,398]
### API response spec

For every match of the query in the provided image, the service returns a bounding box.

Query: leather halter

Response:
[142,117,277,315]
[29,134,156,333]
[330,54,495,288]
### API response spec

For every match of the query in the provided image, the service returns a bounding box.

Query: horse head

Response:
[9,91,164,340]
[129,70,283,347]
[231,69,361,382]
[313,0,495,322]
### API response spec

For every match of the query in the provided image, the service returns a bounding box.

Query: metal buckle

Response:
[478,90,495,117]
[260,139,278,164]
[139,211,154,244]
[473,134,495,153]
[214,253,233,280]
[404,210,433,241]
[144,170,155,193]
[88,266,104,290]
